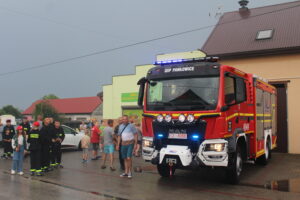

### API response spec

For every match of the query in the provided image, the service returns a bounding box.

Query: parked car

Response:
[1,124,84,150]
[0,115,16,126]
[0,126,3,147]
[61,125,84,150]
[63,120,90,131]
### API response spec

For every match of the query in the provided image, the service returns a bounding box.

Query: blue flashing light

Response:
[157,134,164,138]
[155,56,218,65]
[192,134,199,140]
[155,58,185,65]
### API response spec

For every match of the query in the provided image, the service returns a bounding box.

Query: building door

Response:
[271,83,288,153]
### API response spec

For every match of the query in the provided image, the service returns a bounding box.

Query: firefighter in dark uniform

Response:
[20,117,31,136]
[40,118,52,172]
[48,117,56,170]
[1,119,15,158]
[27,121,43,176]
[2,128,13,159]
[51,120,65,168]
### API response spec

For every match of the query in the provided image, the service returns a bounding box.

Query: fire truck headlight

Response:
[156,115,164,122]
[205,143,225,152]
[165,115,172,123]
[178,114,186,122]
[187,114,195,122]
[142,137,153,148]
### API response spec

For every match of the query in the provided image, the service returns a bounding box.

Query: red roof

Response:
[202,1,300,58]
[22,96,102,115]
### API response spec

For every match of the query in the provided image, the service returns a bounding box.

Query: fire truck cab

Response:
[137,51,277,184]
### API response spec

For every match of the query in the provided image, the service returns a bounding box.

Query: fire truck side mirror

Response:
[137,77,147,108]
[221,105,229,112]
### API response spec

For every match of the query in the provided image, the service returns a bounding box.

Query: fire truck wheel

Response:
[255,139,271,166]
[157,164,176,177]
[226,145,242,184]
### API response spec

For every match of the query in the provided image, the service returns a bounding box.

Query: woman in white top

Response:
[11,126,27,175]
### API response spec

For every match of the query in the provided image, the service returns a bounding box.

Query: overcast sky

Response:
[0,0,296,110]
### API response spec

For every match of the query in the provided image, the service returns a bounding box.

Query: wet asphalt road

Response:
[0,150,300,200]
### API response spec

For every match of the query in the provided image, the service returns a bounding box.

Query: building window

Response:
[256,29,274,40]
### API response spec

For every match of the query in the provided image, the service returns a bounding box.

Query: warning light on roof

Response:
[153,50,220,65]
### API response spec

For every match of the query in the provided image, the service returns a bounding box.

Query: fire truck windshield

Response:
[146,77,219,111]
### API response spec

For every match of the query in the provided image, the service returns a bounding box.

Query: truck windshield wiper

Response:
[148,101,174,106]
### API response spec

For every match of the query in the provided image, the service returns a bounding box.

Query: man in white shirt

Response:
[116,115,137,179]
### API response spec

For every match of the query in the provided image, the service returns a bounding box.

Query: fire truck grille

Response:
[152,120,206,153]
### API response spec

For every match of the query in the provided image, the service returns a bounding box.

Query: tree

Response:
[33,101,63,121]
[0,105,22,118]
[42,94,59,100]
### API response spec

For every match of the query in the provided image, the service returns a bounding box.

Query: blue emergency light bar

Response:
[155,57,219,65]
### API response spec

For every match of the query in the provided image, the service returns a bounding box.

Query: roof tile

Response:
[22,96,102,115]
[202,1,300,56]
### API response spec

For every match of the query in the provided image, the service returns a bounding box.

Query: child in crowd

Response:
[101,119,116,171]
[81,129,91,163]
[11,126,27,175]
[2,128,13,159]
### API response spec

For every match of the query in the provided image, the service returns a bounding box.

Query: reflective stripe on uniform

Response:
[30,134,39,138]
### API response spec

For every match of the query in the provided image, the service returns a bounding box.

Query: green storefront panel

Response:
[121,93,138,102]
[122,109,143,123]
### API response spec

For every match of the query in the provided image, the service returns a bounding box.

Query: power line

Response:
[0,6,121,40]
[0,5,183,55]
[1,2,300,77]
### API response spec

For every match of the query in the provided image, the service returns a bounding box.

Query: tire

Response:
[255,139,271,166]
[78,141,82,151]
[157,164,175,177]
[226,145,243,184]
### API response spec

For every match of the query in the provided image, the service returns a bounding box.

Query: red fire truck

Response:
[137,52,277,184]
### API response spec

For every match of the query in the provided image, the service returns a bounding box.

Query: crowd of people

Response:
[0,114,143,179]
[0,116,65,176]
[79,115,143,179]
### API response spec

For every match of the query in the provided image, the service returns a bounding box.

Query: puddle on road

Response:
[241,178,300,194]
[3,171,128,200]
[89,191,128,200]
[38,179,129,200]
[264,178,300,193]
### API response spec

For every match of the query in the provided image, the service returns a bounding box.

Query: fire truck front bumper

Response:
[142,137,158,161]
[196,139,228,167]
